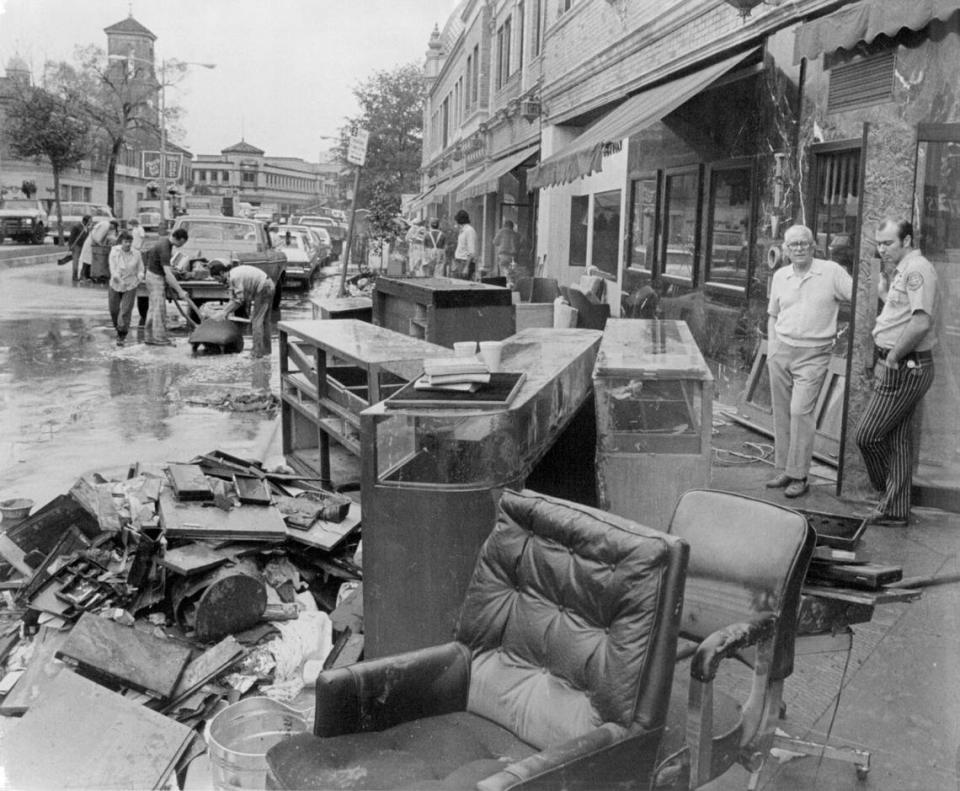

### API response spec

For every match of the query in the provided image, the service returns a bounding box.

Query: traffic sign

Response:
[346,130,369,166]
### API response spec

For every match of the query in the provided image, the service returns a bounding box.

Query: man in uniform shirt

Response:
[766,224,852,498]
[855,219,938,526]
[209,262,275,358]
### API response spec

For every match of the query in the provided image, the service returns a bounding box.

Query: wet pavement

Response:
[0,257,322,506]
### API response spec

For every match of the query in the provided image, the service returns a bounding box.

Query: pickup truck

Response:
[138,215,287,315]
[0,199,49,244]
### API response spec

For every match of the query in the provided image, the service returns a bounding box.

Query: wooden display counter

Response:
[278,319,450,489]
[359,328,604,657]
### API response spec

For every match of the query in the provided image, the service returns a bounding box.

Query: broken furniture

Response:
[371,275,515,347]
[278,318,450,489]
[593,319,713,531]
[514,277,562,331]
[265,489,689,791]
[359,327,603,657]
[653,489,816,789]
[3,669,197,790]
[563,283,611,330]
[310,295,373,322]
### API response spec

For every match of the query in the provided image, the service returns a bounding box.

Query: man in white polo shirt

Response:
[854,218,938,526]
[766,224,853,498]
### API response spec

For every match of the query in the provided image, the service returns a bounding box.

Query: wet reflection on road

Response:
[0,262,326,506]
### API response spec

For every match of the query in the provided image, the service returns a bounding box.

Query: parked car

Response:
[285,223,333,265]
[169,215,288,306]
[0,198,49,244]
[46,201,114,243]
[270,227,321,288]
[291,215,345,257]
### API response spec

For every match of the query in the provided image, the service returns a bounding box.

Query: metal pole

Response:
[337,165,363,298]
[159,59,167,234]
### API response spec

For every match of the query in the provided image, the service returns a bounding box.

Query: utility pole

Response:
[338,129,369,298]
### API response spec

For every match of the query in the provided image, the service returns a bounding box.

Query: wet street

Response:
[0,258,323,507]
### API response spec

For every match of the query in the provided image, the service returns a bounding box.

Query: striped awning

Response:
[456,144,540,201]
[430,167,483,200]
[794,0,960,62]
[528,50,753,190]
[406,186,437,214]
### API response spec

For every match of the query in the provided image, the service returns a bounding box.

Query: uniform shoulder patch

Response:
[906,271,924,291]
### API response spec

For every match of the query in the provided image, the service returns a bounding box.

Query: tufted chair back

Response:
[456,489,688,750]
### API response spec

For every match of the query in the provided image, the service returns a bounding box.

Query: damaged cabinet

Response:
[593,319,713,531]
[360,328,603,658]
[279,319,450,489]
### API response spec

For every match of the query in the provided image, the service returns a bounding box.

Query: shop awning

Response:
[406,186,436,214]
[528,50,753,190]
[795,0,960,63]
[430,167,483,201]
[456,144,540,201]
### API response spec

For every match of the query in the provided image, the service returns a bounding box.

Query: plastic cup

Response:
[453,341,477,357]
[479,341,503,372]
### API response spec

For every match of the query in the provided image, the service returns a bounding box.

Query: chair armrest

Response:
[313,641,471,737]
[477,724,663,791]
[690,615,776,682]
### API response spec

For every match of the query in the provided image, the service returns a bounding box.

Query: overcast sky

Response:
[0,0,456,161]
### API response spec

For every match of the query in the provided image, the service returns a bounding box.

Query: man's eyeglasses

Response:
[785,242,812,250]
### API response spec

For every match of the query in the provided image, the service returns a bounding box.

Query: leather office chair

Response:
[653,489,816,790]
[266,489,689,790]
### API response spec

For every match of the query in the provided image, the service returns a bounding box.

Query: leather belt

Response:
[875,347,933,363]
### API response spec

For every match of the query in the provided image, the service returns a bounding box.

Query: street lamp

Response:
[107,53,215,231]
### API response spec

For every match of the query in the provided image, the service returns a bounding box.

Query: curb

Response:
[0,251,65,269]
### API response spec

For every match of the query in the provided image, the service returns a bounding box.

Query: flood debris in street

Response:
[0,449,364,789]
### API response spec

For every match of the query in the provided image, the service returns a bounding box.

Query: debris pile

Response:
[0,450,363,789]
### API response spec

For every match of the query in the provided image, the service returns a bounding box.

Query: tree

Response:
[1,79,92,243]
[48,46,186,217]
[340,62,425,220]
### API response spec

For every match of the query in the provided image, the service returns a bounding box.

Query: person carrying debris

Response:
[209,262,275,358]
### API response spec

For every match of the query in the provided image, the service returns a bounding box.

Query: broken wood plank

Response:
[167,464,215,502]
[160,543,231,576]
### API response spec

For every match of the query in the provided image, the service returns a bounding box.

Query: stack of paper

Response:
[416,357,491,392]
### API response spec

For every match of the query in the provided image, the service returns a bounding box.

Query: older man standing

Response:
[855,219,938,526]
[766,224,853,498]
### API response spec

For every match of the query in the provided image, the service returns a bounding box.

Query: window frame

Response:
[659,165,703,287]
[703,157,756,295]
[625,172,661,279]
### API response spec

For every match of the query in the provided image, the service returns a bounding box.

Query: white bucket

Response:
[208,697,308,790]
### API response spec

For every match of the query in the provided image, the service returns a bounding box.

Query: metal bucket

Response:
[0,498,33,527]
[208,697,308,790]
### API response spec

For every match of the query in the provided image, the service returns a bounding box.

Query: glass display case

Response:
[359,328,603,657]
[593,319,713,530]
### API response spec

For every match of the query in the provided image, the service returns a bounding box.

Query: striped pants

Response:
[854,361,934,519]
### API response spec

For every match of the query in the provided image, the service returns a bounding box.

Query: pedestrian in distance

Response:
[765,224,852,498]
[491,219,520,280]
[209,262,275,358]
[65,214,92,282]
[855,218,939,527]
[452,209,477,280]
[107,231,145,347]
[127,217,146,252]
[421,218,445,277]
[142,228,190,346]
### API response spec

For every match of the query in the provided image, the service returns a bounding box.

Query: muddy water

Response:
[0,262,329,507]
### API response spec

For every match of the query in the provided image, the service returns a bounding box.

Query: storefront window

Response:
[661,170,699,283]
[706,164,751,290]
[569,195,589,267]
[591,189,621,277]
[913,136,960,503]
[627,177,657,276]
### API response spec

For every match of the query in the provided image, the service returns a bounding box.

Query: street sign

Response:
[141,151,183,181]
[346,130,369,166]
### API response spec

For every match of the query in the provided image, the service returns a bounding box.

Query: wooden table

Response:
[278,319,450,489]
[310,296,373,322]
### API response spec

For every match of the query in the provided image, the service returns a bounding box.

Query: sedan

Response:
[270,227,321,288]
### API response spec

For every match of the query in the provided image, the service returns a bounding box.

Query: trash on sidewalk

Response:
[0,448,365,788]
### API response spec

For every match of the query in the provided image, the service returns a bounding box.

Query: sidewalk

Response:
[707,408,960,790]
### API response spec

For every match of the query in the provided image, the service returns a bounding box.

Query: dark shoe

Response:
[866,509,909,527]
[784,478,809,498]
[765,473,791,489]
[116,338,125,347]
